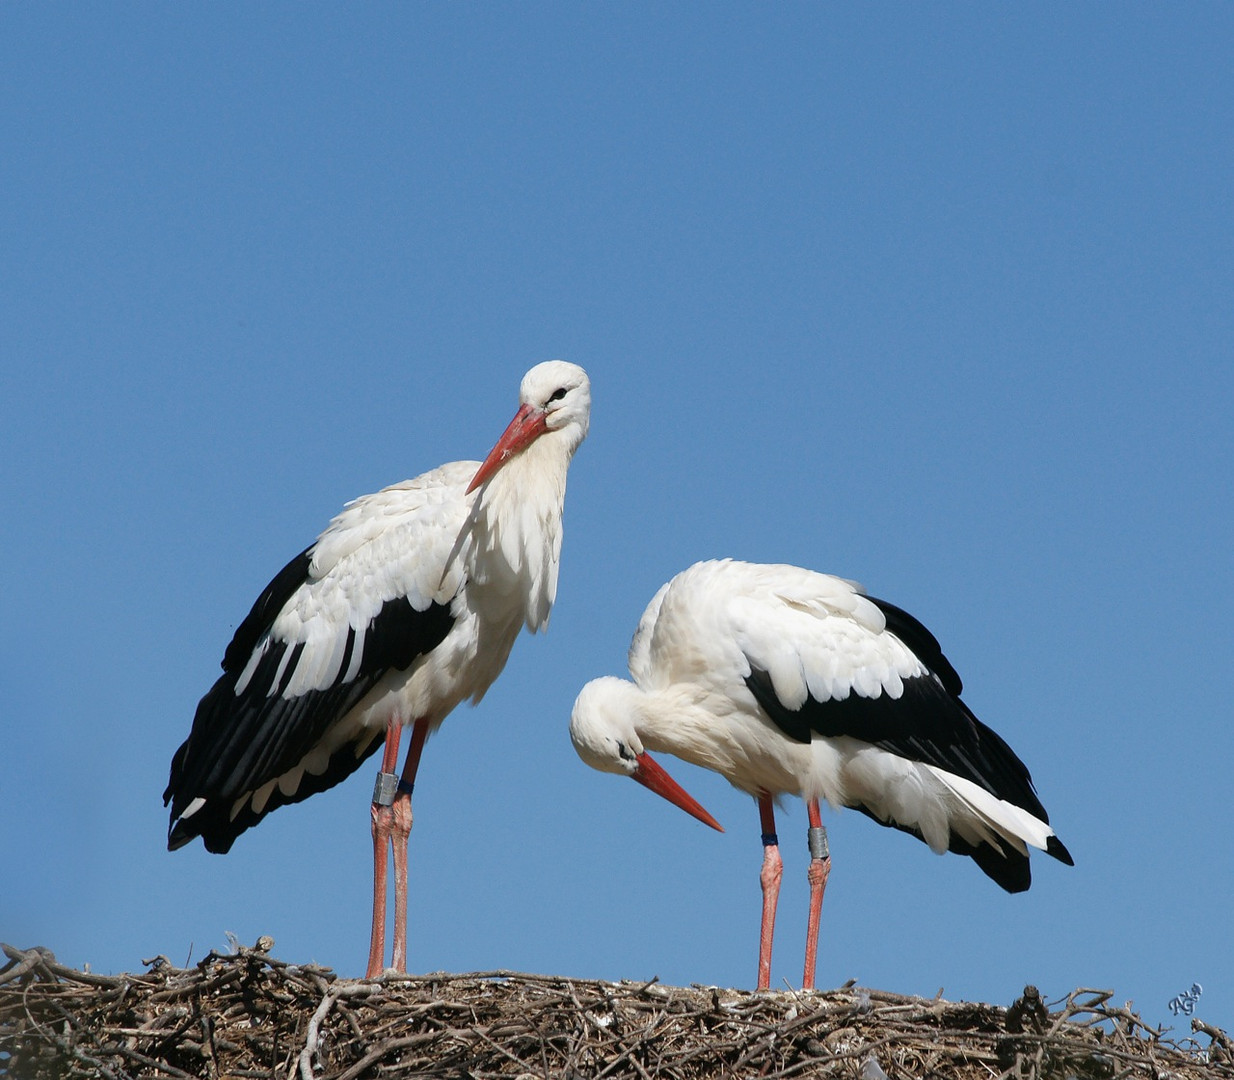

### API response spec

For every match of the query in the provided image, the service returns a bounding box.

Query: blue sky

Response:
[3,4,1231,1036]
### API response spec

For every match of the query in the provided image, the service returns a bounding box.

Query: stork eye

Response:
[546,387,567,404]
[616,740,636,762]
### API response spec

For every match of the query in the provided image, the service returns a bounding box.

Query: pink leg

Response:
[757,794,782,991]
[365,719,403,978]
[389,717,430,973]
[802,797,831,991]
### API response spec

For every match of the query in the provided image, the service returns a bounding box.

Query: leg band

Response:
[372,771,398,807]
[808,824,829,861]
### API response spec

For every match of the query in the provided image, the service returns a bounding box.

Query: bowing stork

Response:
[570,559,1072,991]
[166,361,591,977]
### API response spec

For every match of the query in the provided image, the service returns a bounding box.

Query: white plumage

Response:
[166,360,590,975]
[571,559,1072,989]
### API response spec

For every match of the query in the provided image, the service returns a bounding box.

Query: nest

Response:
[2,941,1229,1080]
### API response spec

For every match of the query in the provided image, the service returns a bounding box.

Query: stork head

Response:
[570,677,723,832]
[468,361,591,493]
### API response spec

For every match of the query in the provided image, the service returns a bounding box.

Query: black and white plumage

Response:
[166,360,590,972]
[570,559,1072,988]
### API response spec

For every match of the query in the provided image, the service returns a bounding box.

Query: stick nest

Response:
[2,942,1228,1080]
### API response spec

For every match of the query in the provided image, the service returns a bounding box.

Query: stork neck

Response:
[635,684,770,797]
[468,431,575,630]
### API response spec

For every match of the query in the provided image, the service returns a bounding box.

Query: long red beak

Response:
[467,403,549,494]
[633,752,724,832]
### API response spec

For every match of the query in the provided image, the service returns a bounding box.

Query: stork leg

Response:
[757,794,782,991]
[365,717,431,977]
[801,797,831,991]
[389,717,430,973]
[366,719,403,978]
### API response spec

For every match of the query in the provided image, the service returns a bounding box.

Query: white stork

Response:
[570,559,1072,990]
[165,361,591,978]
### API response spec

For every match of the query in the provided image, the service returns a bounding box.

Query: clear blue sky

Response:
[3,4,1230,1036]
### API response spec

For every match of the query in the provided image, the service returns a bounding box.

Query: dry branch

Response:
[1,943,1227,1080]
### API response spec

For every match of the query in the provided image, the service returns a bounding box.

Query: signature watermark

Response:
[1167,983,1203,1016]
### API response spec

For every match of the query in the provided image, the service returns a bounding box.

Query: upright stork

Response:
[570,559,1072,990]
[166,361,591,976]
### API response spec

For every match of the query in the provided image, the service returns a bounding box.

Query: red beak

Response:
[633,752,724,832]
[467,403,550,494]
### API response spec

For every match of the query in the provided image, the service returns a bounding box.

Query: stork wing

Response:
[165,465,475,852]
[729,570,1051,824]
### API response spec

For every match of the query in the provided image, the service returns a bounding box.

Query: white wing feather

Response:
[242,463,477,701]
[641,561,926,708]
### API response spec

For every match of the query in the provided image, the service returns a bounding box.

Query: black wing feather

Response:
[865,594,963,696]
[741,595,1069,892]
[166,579,456,853]
[744,665,1048,821]
[222,547,313,673]
[851,805,1033,892]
